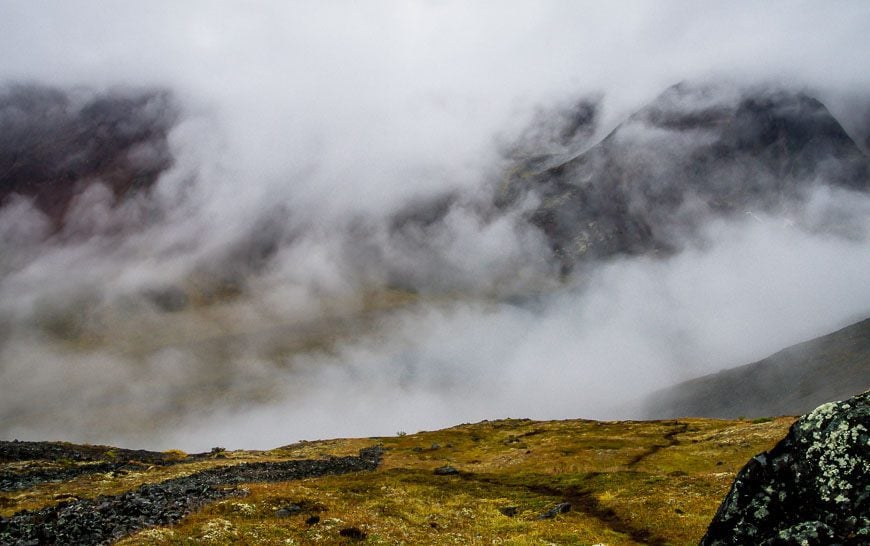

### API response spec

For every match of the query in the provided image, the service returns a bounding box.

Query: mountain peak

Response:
[501,82,870,270]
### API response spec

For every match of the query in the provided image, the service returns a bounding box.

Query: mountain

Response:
[5,81,867,284]
[2,81,868,455]
[0,84,176,228]
[644,316,870,419]
[498,83,870,272]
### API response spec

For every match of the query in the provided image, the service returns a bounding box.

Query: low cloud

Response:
[1,2,870,449]
[4,186,869,451]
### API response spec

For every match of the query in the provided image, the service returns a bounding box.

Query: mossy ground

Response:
[2,416,793,545]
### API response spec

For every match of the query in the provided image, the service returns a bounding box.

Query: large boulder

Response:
[702,390,870,545]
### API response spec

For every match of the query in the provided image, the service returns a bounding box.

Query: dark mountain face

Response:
[0,84,177,229]
[501,97,600,172]
[4,81,865,290]
[500,83,870,271]
[644,317,870,419]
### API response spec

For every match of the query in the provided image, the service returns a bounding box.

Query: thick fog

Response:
[1,1,870,450]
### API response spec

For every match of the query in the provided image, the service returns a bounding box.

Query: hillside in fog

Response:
[2,79,870,451]
[1,2,870,452]
[645,316,870,419]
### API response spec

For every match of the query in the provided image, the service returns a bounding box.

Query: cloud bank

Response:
[1,1,869,449]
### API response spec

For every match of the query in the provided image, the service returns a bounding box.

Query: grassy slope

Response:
[2,416,793,545]
[645,316,870,419]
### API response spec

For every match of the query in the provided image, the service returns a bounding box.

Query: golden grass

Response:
[101,416,793,545]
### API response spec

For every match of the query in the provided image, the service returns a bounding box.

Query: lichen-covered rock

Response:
[702,390,870,545]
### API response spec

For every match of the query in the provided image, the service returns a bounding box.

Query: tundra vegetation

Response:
[2,416,794,544]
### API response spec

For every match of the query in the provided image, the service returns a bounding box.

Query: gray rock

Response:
[433,465,459,476]
[537,502,571,519]
[275,504,301,517]
[702,390,870,545]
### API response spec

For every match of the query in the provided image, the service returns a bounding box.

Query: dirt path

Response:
[625,421,688,467]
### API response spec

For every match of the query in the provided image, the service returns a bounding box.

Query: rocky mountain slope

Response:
[4,81,867,282]
[497,83,870,271]
[0,84,176,230]
[644,316,870,419]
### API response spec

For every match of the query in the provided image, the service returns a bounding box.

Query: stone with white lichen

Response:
[701,390,870,545]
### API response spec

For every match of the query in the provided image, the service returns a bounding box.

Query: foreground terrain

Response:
[1,416,794,544]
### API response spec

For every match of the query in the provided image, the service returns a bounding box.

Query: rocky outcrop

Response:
[0,440,182,464]
[0,440,211,492]
[702,390,870,545]
[0,447,382,545]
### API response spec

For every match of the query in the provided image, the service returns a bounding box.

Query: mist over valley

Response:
[2,2,870,451]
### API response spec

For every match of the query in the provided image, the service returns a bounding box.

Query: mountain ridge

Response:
[644,315,870,419]
[491,83,870,273]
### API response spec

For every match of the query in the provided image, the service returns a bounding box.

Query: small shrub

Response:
[164,449,188,461]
